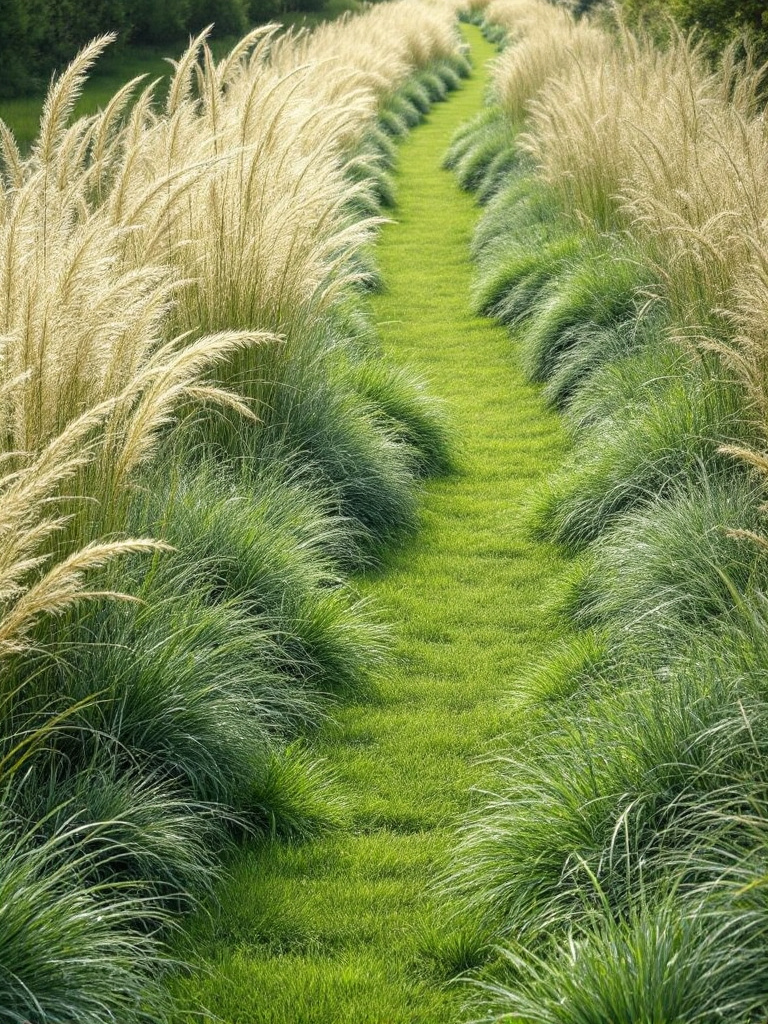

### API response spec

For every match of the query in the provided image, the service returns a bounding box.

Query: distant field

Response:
[0,0,363,149]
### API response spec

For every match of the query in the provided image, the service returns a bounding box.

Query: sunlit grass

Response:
[168,25,572,1021]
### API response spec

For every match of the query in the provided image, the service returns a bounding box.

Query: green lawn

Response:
[168,25,571,1023]
[0,0,364,149]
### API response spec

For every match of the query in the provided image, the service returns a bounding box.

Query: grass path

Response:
[172,25,569,1022]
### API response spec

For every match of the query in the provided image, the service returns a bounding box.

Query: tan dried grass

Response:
[487,0,768,450]
[0,0,463,653]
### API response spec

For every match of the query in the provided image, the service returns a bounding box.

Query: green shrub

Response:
[46,594,299,815]
[379,108,409,137]
[9,464,371,845]
[344,359,454,477]
[248,0,280,19]
[562,339,682,434]
[187,0,249,36]
[401,79,432,114]
[475,147,524,204]
[0,0,283,95]
[127,0,190,42]
[444,106,504,172]
[453,663,768,943]
[470,174,563,264]
[419,69,448,102]
[208,334,426,558]
[143,464,382,697]
[473,235,582,327]
[445,107,520,198]
[388,93,423,129]
[618,0,768,59]
[516,629,610,706]
[15,762,218,908]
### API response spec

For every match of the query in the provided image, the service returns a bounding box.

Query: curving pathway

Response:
[174,25,568,1023]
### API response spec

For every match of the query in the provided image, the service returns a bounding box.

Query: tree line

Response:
[0,0,320,97]
[571,0,768,59]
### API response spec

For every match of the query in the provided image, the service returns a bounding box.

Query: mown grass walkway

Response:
[172,25,568,1022]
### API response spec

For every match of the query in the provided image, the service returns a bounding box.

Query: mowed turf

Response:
[169,25,569,1023]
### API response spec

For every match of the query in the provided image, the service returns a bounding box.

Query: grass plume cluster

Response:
[0,4,468,1019]
[447,2,768,1021]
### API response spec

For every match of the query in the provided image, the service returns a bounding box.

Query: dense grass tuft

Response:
[345,359,455,477]
[473,235,582,326]
[529,369,750,551]
[0,811,171,1024]
[574,470,767,647]
[475,896,768,1024]
[520,248,649,387]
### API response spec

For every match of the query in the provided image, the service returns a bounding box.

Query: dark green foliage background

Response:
[574,0,768,59]
[0,0,311,98]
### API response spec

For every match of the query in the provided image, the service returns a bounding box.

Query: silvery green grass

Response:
[448,1,768,1021]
